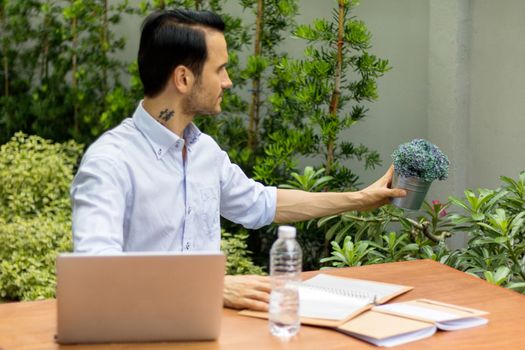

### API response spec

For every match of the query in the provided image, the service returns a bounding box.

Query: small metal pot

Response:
[391,172,432,210]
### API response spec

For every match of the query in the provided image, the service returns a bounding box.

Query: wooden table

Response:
[1,259,525,349]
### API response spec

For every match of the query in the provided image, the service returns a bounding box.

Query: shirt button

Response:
[185,242,190,250]
[157,148,162,155]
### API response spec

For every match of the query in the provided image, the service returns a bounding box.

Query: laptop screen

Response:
[56,252,225,343]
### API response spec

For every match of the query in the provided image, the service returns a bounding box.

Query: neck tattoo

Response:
[158,109,175,123]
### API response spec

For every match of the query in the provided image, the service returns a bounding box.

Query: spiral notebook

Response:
[337,299,489,347]
[372,299,489,331]
[240,273,412,327]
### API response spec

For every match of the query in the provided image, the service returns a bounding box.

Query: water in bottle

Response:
[269,225,302,340]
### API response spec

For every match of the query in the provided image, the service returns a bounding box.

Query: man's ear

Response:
[172,65,195,94]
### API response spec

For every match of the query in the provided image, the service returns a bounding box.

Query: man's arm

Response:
[275,165,406,223]
[223,166,405,311]
[71,155,128,253]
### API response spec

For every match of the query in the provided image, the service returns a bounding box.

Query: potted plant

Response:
[391,139,449,210]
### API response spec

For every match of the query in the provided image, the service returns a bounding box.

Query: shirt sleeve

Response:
[70,155,129,254]
[218,150,276,229]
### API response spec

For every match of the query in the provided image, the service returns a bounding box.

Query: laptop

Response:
[55,251,225,344]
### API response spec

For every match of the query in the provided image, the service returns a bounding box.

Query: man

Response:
[71,9,406,312]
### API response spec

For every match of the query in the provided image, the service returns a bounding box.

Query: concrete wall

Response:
[281,0,525,200]
[468,1,525,190]
[344,0,430,187]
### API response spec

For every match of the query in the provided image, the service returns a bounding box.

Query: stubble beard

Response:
[182,79,222,117]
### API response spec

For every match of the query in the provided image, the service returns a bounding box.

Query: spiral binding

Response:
[300,284,379,305]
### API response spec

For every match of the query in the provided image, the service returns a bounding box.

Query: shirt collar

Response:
[183,122,202,146]
[133,101,202,159]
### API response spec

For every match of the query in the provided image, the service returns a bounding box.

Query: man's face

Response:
[183,30,233,116]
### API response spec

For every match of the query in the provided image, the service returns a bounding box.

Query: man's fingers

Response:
[386,165,395,187]
[223,275,272,311]
[253,281,271,293]
[242,299,269,312]
[245,289,270,303]
[390,188,407,198]
[244,275,271,292]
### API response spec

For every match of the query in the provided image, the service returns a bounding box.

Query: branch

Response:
[101,0,109,95]
[1,5,8,97]
[71,15,79,135]
[247,0,264,152]
[344,212,451,243]
[326,0,345,174]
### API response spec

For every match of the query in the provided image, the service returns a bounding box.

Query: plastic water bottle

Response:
[269,225,302,340]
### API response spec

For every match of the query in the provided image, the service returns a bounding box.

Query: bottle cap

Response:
[278,225,296,239]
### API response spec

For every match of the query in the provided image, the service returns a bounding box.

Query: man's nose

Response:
[222,72,233,89]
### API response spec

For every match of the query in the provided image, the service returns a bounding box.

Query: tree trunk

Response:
[101,0,108,96]
[1,4,9,96]
[247,0,264,152]
[72,15,79,135]
[195,0,202,11]
[326,0,345,175]
[40,2,50,81]
[2,52,7,97]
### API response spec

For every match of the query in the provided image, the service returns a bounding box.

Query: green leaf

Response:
[472,213,486,221]
[494,266,511,284]
[508,282,525,290]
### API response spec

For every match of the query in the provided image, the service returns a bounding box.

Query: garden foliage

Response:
[321,171,525,293]
[1,0,522,300]
[0,133,264,301]
[248,0,390,270]
[221,229,265,276]
[0,133,82,300]
[447,173,525,291]
[0,0,133,144]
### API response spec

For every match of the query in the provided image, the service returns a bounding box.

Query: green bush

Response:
[0,216,72,300]
[321,171,525,294]
[448,172,525,291]
[0,132,83,219]
[0,133,82,301]
[221,229,265,276]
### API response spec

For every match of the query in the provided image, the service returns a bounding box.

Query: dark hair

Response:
[138,9,225,97]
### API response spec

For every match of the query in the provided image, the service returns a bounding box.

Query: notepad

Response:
[372,299,489,331]
[239,274,489,347]
[337,299,489,347]
[337,310,437,347]
[298,274,412,324]
[240,273,413,327]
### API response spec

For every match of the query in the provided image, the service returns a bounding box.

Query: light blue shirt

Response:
[71,102,276,253]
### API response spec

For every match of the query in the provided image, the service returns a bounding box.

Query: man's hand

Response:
[223,275,271,311]
[357,165,407,211]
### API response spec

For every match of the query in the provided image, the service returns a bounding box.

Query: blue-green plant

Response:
[392,138,449,182]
